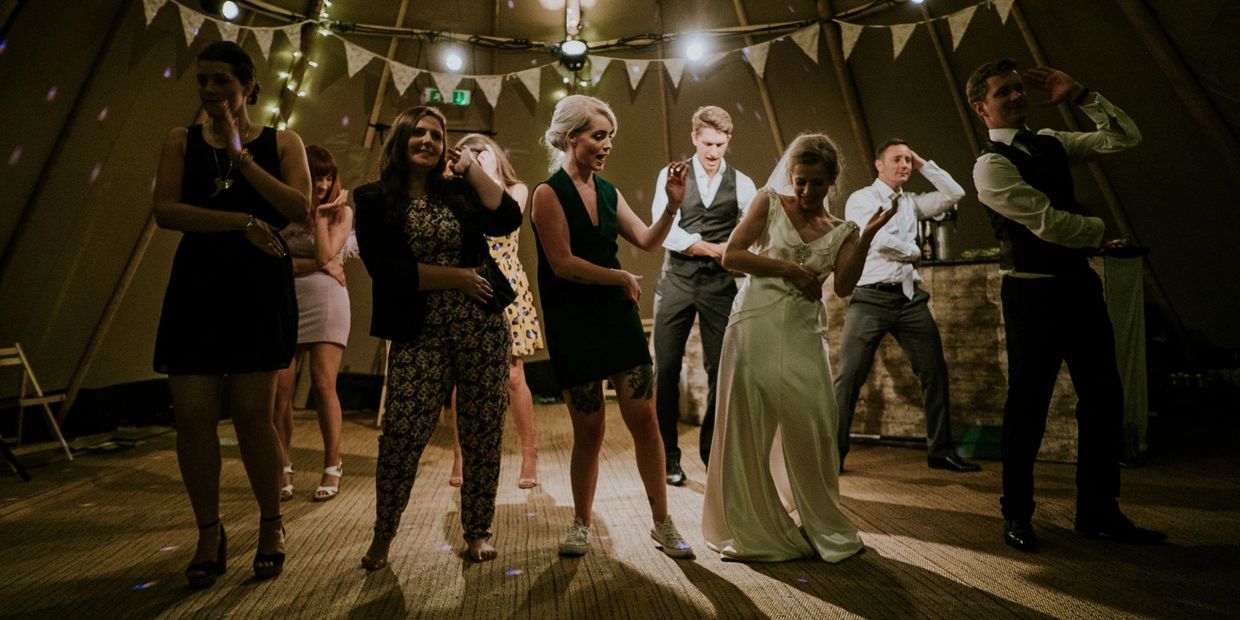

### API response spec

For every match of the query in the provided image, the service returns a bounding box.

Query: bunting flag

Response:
[743,42,770,79]
[891,23,916,60]
[344,40,378,77]
[431,72,464,102]
[791,24,820,63]
[215,21,241,43]
[282,24,302,53]
[948,6,978,50]
[516,67,541,102]
[390,62,419,95]
[252,28,275,59]
[475,75,503,107]
[663,58,686,88]
[143,0,167,26]
[589,57,611,85]
[624,59,649,91]
[177,4,206,47]
[840,22,863,61]
[994,0,1014,24]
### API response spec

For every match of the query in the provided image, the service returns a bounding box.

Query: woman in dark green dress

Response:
[530,95,695,559]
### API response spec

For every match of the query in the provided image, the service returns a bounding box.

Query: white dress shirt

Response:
[650,155,758,253]
[973,93,1142,276]
[845,160,965,297]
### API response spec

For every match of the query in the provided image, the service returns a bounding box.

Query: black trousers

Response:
[653,266,736,466]
[999,271,1123,521]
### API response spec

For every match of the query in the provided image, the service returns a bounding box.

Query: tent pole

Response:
[362,0,411,151]
[919,3,979,157]
[731,0,785,155]
[816,1,873,172]
[1009,0,1194,364]
[655,1,671,162]
[1113,0,1240,181]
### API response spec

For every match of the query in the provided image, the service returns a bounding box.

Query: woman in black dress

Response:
[354,106,521,568]
[153,41,311,587]
[530,94,694,558]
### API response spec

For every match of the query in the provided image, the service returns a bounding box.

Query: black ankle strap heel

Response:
[253,514,286,580]
[186,518,227,589]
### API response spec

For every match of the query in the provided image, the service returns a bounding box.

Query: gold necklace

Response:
[210,148,234,198]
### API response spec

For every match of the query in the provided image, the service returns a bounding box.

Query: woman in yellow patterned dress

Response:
[446,134,545,488]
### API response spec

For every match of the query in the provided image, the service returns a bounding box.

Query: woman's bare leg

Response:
[170,374,225,565]
[309,343,345,488]
[508,358,538,486]
[612,365,669,525]
[564,381,606,525]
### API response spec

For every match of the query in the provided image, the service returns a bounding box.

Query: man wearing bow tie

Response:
[968,58,1165,551]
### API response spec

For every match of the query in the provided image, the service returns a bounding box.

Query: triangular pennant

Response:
[252,28,275,59]
[389,62,419,95]
[476,75,503,107]
[215,21,241,43]
[142,0,167,26]
[743,42,770,79]
[178,5,207,47]
[890,23,916,60]
[516,67,541,102]
[994,0,1014,24]
[791,24,820,63]
[948,6,978,51]
[840,22,863,61]
[624,59,649,91]
[589,57,611,85]
[431,72,464,102]
[663,58,686,88]
[344,40,378,78]
[282,24,302,53]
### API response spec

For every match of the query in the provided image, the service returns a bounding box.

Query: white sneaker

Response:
[558,518,590,556]
[651,516,695,559]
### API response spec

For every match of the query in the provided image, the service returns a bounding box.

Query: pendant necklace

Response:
[210,148,234,198]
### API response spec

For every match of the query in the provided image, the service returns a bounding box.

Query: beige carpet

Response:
[1,403,1236,619]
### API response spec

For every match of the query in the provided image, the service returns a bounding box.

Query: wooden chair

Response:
[1,343,74,472]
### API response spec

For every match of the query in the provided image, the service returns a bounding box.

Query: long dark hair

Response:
[305,144,342,205]
[198,41,261,105]
[379,106,450,201]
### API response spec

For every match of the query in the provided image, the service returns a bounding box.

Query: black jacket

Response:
[354,178,522,341]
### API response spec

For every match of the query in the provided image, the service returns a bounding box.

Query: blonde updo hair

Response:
[542,95,618,172]
[786,132,845,196]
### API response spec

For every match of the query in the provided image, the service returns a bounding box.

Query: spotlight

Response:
[684,38,706,62]
[910,0,925,3]
[200,0,240,21]
[557,38,589,72]
[444,51,464,72]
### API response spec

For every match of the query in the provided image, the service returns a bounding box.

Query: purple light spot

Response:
[163,66,172,78]
[89,163,103,183]
[8,146,22,166]
[341,115,349,127]
[507,0,514,7]
[98,107,109,121]
[797,577,808,583]
[46,86,58,101]
[132,581,158,590]
[505,569,523,576]
[193,28,200,36]
[439,544,452,551]
[525,511,536,517]
[0,39,7,54]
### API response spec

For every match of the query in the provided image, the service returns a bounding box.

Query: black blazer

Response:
[354,178,522,342]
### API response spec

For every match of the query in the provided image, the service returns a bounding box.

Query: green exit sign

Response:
[423,88,472,106]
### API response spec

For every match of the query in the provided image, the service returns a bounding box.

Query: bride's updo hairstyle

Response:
[785,132,844,191]
[542,95,618,172]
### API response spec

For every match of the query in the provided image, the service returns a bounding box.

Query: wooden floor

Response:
[1,403,1237,619]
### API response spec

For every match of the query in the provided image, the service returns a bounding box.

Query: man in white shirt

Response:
[967,58,1165,552]
[835,139,979,474]
[651,106,757,486]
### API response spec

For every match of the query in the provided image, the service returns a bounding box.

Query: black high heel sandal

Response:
[185,519,227,589]
[253,514,286,580]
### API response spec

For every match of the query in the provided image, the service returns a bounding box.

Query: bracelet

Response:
[1073,86,1092,106]
[231,148,254,167]
[243,214,256,232]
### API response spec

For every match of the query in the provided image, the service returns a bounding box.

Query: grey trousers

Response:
[834,285,955,463]
[653,267,736,466]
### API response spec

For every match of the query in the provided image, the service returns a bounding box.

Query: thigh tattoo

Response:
[622,364,655,400]
[568,382,604,415]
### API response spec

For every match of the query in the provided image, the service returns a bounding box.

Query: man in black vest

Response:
[652,106,757,486]
[967,59,1165,551]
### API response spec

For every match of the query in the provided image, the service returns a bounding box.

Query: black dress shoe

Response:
[928,454,982,472]
[1003,519,1037,551]
[1074,511,1166,544]
[666,459,686,487]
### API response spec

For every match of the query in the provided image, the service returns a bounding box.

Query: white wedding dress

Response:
[702,188,864,563]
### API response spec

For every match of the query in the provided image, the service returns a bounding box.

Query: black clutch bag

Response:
[478,252,516,314]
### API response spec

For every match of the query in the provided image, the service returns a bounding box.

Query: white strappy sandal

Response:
[313,463,342,502]
[279,465,295,502]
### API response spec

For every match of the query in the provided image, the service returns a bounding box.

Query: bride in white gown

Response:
[702,133,896,562]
